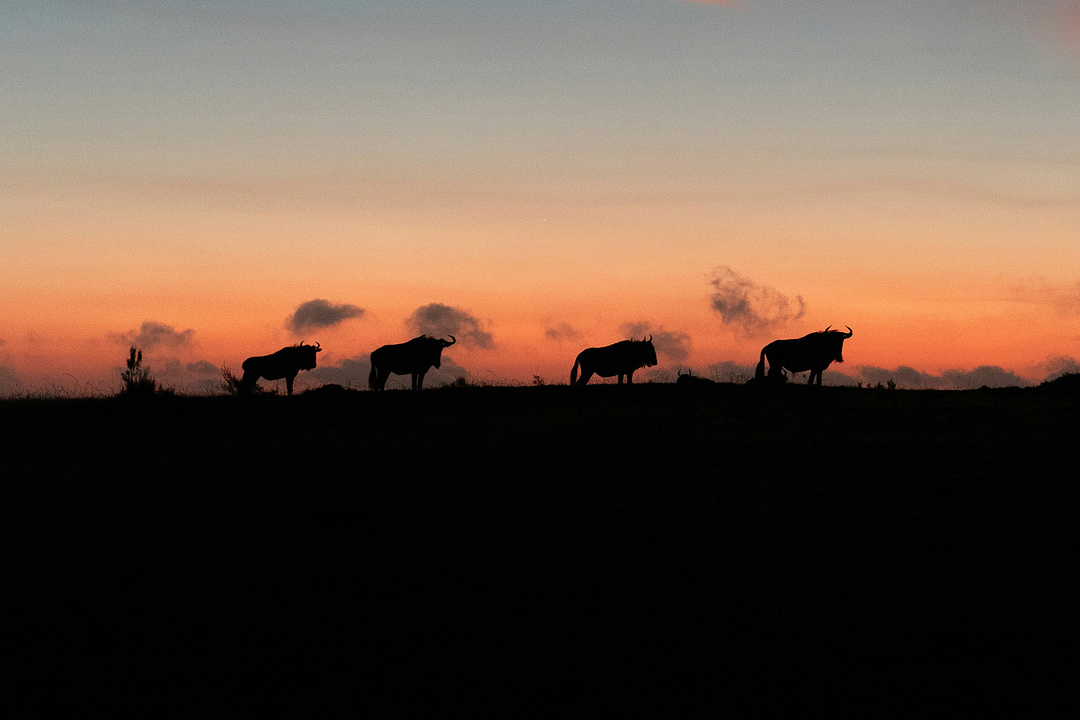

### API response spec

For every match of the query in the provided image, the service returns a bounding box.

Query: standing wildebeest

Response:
[571,336,658,386]
[755,326,853,385]
[241,341,321,395]
[368,335,456,390]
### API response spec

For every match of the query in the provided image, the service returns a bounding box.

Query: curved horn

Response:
[823,325,832,333]
[443,335,457,347]
[314,341,322,350]
[843,326,853,338]
[299,341,306,347]
[646,334,652,343]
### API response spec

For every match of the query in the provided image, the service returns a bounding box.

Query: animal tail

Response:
[368,356,378,390]
[570,358,580,385]
[755,348,766,380]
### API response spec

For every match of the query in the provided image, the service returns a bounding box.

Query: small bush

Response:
[220,365,246,395]
[221,365,271,395]
[120,346,159,397]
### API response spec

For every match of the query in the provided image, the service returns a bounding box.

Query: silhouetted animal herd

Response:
[240,327,853,394]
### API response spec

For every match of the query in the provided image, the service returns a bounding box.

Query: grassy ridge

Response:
[4,383,1079,713]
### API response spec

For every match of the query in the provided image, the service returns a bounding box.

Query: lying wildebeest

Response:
[571,336,658,386]
[755,326,852,385]
[676,369,715,386]
[241,341,321,395]
[368,335,456,390]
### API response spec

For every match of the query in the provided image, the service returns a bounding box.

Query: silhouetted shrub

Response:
[119,346,159,397]
[221,365,272,395]
[220,365,245,395]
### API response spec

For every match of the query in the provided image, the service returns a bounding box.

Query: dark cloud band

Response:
[407,303,493,349]
[288,299,365,333]
[709,266,805,338]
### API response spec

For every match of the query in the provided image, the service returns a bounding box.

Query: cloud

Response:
[619,321,692,362]
[108,321,194,350]
[708,267,806,337]
[0,341,18,394]
[1038,355,1080,381]
[859,365,941,390]
[0,364,18,393]
[153,358,223,391]
[185,360,220,376]
[305,356,372,389]
[707,360,757,383]
[406,303,494,349]
[945,366,1032,389]
[1007,277,1080,315]
[287,299,365,333]
[857,365,1033,390]
[544,322,583,343]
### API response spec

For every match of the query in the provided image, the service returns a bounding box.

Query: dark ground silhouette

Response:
[4,383,1078,713]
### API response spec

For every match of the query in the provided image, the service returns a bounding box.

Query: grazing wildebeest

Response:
[755,326,852,385]
[368,335,456,390]
[676,369,715,386]
[241,341,321,395]
[570,336,658,386]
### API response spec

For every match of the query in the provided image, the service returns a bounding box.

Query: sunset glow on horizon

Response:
[4,0,1079,393]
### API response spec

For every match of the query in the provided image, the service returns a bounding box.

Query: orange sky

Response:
[3,1,1079,393]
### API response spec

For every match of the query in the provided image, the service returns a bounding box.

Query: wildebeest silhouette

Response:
[571,336,658,386]
[676,369,715,386]
[755,326,852,385]
[369,335,457,390]
[241,341,321,395]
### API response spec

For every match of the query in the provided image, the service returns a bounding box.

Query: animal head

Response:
[295,341,322,370]
[414,334,455,368]
[819,326,852,363]
[677,369,715,385]
[634,335,658,368]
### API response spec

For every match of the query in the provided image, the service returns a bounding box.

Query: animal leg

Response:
[286,374,295,395]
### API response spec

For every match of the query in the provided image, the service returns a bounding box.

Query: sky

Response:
[3,0,1080,393]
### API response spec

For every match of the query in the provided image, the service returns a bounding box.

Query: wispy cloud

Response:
[185,360,220,376]
[708,266,805,337]
[858,365,1032,390]
[544,322,583,343]
[1032,354,1080,382]
[707,360,757,383]
[287,299,365,333]
[108,321,194,351]
[1007,277,1080,315]
[306,356,371,389]
[0,339,19,394]
[407,303,494,349]
[619,321,691,362]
